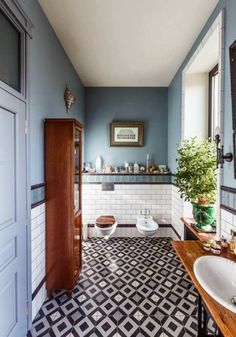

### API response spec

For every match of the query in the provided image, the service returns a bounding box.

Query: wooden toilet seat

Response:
[96,215,116,228]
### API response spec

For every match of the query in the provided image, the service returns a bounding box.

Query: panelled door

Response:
[0,3,30,336]
[0,90,28,337]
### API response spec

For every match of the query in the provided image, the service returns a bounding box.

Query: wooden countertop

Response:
[181,217,216,241]
[172,240,236,337]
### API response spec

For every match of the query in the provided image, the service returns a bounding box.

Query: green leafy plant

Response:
[176,137,217,205]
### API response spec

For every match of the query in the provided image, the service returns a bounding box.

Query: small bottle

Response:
[221,236,228,248]
[229,235,235,253]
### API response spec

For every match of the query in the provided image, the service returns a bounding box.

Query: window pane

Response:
[0,10,21,92]
[209,66,219,139]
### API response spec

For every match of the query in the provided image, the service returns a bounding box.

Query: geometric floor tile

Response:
[29,238,201,337]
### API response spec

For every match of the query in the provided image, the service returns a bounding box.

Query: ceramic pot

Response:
[192,203,216,228]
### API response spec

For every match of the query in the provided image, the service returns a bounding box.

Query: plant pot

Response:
[192,203,216,228]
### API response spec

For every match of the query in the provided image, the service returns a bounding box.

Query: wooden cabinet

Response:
[181,217,215,242]
[45,119,83,297]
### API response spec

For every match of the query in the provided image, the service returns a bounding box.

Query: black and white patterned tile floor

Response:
[29,238,214,337]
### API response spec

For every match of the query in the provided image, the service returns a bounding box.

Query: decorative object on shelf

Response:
[95,156,103,173]
[229,40,236,178]
[140,166,146,173]
[214,127,233,168]
[128,164,133,173]
[159,165,167,173]
[134,163,139,174]
[105,165,112,173]
[85,162,92,172]
[64,84,75,113]
[88,167,96,173]
[149,165,156,173]
[124,162,129,173]
[176,137,217,230]
[110,121,144,147]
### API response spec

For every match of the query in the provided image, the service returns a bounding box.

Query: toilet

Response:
[136,215,159,236]
[95,215,117,239]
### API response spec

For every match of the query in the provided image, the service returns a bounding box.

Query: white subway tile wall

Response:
[83,184,172,224]
[31,203,46,320]
[221,208,236,239]
[82,184,177,239]
[171,185,184,239]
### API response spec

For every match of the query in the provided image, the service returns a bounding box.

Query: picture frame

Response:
[110,121,144,147]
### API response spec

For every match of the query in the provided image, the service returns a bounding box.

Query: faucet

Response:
[141,209,150,219]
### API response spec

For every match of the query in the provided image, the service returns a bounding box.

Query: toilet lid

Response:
[96,215,116,228]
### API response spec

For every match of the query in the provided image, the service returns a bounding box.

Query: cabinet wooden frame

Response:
[45,118,83,297]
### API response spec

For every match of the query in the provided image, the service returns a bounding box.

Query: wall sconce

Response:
[215,128,233,168]
[64,85,75,113]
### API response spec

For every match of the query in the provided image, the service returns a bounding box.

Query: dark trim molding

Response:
[31,183,45,190]
[87,223,181,240]
[83,173,173,176]
[88,223,172,228]
[32,276,46,300]
[31,200,45,209]
[171,225,181,240]
[221,185,236,193]
[31,183,45,209]
[221,204,236,216]
[83,182,172,185]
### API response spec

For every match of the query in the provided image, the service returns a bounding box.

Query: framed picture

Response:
[110,121,144,147]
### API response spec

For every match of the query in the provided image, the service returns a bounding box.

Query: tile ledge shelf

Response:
[82,172,174,184]
[82,172,173,176]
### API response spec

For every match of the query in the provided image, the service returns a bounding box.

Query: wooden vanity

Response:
[172,240,236,337]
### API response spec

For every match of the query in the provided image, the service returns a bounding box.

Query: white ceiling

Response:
[39,0,218,87]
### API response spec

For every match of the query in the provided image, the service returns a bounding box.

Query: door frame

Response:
[0,0,33,330]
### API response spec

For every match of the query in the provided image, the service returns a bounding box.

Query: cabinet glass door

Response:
[74,128,80,213]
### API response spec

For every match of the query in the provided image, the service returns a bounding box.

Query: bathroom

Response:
[83,87,176,240]
[1,1,236,337]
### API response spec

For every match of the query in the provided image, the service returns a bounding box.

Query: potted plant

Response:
[176,137,217,229]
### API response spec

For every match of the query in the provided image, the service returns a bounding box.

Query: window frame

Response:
[208,64,219,139]
[0,1,32,99]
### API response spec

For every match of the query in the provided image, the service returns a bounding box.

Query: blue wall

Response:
[168,0,236,188]
[85,87,168,167]
[19,0,85,185]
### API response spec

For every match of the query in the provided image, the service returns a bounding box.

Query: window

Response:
[0,10,21,92]
[208,65,219,139]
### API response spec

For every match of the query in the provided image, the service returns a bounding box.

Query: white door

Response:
[0,89,28,337]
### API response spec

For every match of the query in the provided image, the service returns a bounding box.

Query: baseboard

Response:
[32,276,46,300]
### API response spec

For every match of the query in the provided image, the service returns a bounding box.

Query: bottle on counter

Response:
[221,236,228,248]
[229,234,236,253]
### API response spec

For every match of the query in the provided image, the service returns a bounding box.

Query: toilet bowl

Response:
[95,215,117,239]
[136,215,159,236]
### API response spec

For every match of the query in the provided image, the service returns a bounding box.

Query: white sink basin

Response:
[194,255,236,313]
